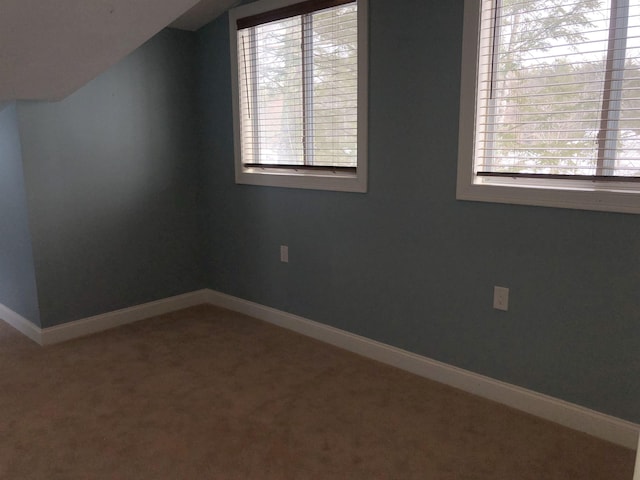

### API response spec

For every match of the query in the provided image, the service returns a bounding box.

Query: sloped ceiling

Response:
[170,0,238,31]
[0,0,237,102]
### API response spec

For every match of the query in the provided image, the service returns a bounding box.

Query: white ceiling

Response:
[0,0,237,102]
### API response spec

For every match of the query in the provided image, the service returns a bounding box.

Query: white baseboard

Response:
[3,289,639,451]
[0,303,42,344]
[39,290,210,345]
[202,289,640,450]
[2,291,212,346]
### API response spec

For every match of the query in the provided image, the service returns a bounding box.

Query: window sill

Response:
[236,168,367,193]
[456,179,640,215]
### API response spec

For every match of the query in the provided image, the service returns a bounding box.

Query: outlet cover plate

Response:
[493,286,509,311]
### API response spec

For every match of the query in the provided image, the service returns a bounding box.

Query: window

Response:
[458,0,640,213]
[229,0,368,192]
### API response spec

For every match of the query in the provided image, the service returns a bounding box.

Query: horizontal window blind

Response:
[475,0,640,180]
[236,1,358,170]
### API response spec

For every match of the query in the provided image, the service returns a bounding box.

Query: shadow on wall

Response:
[0,102,41,325]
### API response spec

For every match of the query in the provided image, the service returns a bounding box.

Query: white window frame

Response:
[229,0,368,193]
[457,0,640,214]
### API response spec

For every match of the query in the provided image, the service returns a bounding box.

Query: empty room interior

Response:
[1,0,639,477]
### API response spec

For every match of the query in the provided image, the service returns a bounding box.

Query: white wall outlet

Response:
[280,245,289,263]
[493,286,509,311]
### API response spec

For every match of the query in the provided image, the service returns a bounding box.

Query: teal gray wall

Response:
[17,29,204,328]
[197,1,640,423]
[0,103,40,325]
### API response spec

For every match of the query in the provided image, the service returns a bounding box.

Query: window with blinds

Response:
[457,0,640,213]
[229,0,367,192]
[476,0,640,181]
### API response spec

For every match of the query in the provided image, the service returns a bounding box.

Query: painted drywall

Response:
[197,1,640,423]
[17,29,204,328]
[0,103,40,325]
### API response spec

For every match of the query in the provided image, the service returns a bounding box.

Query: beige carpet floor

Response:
[0,304,635,479]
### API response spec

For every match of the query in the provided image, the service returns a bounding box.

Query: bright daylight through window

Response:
[229,0,367,192]
[457,0,640,213]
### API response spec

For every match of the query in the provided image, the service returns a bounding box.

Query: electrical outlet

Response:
[493,286,509,311]
[280,245,289,263]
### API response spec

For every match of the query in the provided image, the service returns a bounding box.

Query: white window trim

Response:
[229,0,368,193]
[457,0,640,215]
